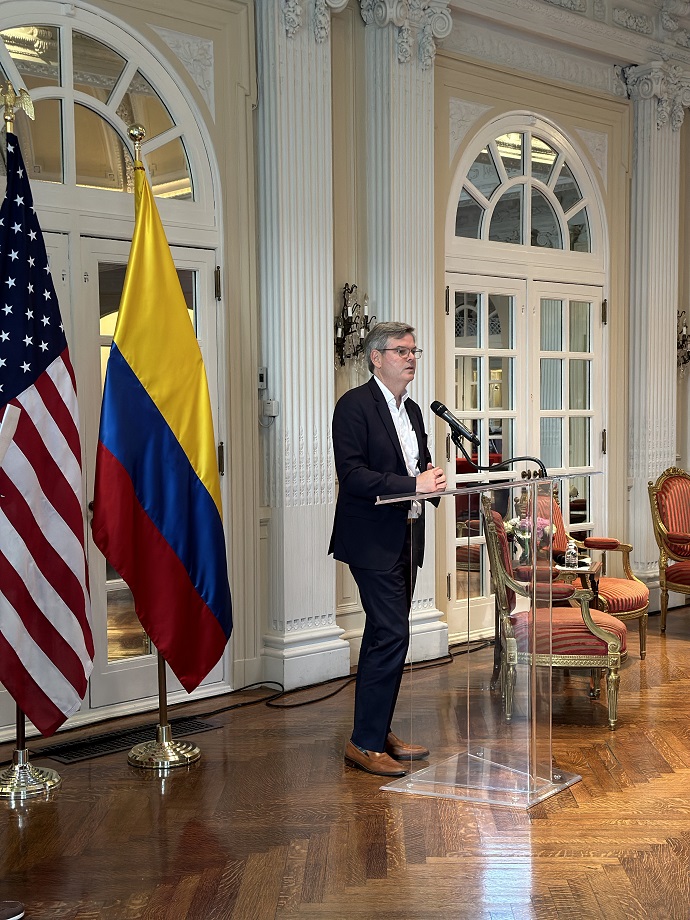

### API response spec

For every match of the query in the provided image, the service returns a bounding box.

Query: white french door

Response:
[78,237,225,709]
[444,272,605,639]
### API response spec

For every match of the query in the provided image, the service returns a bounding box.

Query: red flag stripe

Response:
[0,474,92,652]
[10,399,85,543]
[0,630,76,736]
[0,550,90,697]
[39,353,83,464]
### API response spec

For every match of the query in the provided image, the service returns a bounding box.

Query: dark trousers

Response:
[349,525,418,752]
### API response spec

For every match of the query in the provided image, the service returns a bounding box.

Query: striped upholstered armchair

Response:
[533,491,649,659]
[648,467,690,632]
[481,494,627,731]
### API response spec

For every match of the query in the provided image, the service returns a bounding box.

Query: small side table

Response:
[554,560,602,599]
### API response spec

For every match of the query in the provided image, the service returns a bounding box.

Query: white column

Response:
[624,62,690,580]
[361,0,452,660]
[256,0,351,689]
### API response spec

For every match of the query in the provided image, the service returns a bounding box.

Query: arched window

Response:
[455,132,591,253]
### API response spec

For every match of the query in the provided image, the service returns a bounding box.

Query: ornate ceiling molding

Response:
[360,1,453,69]
[621,60,690,130]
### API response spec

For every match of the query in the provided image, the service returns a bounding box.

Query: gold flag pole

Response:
[122,124,201,771]
[2,81,34,133]
[0,705,62,800]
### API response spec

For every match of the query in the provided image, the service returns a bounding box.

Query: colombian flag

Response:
[92,161,232,692]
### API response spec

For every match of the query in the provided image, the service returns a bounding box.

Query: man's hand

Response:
[416,463,447,493]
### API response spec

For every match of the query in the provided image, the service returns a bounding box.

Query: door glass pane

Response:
[488,357,513,410]
[496,133,523,178]
[540,358,561,410]
[554,163,582,211]
[455,356,480,411]
[569,418,590,467]
[13,99,63,184]
[468,147,501,200]
[489,185,523,244]
[0,25,60,89]
[540,417,562,468]
[568,209,590,252]
[488,417,513,465]
[569,300,591,351]
[569,360,590,409]
[73,32,126,102]
[120,70,174,139]
[531,188,562,249]
[76,104,133,192]
[488,294,513,348]
[146,137,192,200]
[98,260,197,662]
[531,137,557,183]
[455,189,483,238]
[455,292,479,347]
[540,298,562,350]
[567,476,590,528]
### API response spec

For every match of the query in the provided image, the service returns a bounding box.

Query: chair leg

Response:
[605,666,620,730]
[639,613,648,660]
[589,669,602,699]
[661,587,668,632]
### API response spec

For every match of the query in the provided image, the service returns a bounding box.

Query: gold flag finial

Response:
[2,82,34,133]
[128,123,146,160]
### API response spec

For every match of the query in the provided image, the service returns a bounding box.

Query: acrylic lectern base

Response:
[382,748,581,809]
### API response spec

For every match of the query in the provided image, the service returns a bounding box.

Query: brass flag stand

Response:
[127,650,201,769]
[0,706,61,799]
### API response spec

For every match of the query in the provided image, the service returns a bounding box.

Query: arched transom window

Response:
[455,132,591,253]
[0,23,193,200]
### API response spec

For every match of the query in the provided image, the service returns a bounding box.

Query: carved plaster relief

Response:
[449,98,492,164]
[613,6,654,35]
[575,128,609,189]
[359,0,452,69]
[623,61,690,130]
[282,0,349,41]
[444,20,627,96]
[154,27,215,118]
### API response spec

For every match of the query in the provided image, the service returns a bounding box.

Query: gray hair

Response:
[364,321,415,373]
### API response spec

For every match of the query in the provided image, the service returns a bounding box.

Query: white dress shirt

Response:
[374,376,422,518]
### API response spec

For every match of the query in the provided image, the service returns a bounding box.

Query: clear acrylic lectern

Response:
[376,477,581,809]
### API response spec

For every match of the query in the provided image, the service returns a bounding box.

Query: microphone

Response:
[431,400,481,447]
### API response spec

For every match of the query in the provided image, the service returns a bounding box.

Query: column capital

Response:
[359,0,452,69]
[621,60,690,130]
[282,0,349,43]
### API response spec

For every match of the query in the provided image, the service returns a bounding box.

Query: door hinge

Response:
[447,572,451,600]
[445,285,450,316]
[601,298,608,326]
[218,440,225,475]
[601,429,607,455]
[214,266,222,301]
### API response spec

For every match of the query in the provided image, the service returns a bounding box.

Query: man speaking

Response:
[329,322,446,777]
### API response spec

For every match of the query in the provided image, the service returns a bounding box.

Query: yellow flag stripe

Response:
[112,164,221,512]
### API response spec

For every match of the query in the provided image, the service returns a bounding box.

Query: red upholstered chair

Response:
[648,467,690,632]
[481,494,627,730]
[534,491,649,659]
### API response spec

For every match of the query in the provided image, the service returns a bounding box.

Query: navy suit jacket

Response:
[329,377,433,570]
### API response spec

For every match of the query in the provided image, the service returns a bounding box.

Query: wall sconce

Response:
[334,282,376,367]
[678,311,689,375]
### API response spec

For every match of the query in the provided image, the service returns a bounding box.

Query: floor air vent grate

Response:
[33,716,219,764]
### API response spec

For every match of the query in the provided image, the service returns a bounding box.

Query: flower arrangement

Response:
[504,516,555,563]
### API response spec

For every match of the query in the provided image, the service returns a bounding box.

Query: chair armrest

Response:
[583,536,620,551]
[665,531,690,545]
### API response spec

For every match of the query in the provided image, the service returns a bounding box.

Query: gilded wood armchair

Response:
[648,467,690,632]
[481,494,627,731]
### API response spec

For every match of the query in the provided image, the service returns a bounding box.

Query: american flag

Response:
[0,132,93,737]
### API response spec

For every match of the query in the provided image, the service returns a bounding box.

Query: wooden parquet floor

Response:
[2,610,690,919]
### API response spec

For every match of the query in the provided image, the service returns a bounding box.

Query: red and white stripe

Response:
[0,350,93,737]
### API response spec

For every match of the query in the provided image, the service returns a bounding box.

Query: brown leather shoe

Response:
[344,740,408,777]
[384,732,430,761]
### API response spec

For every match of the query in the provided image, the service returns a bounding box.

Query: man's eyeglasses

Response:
[378,347,423,359]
